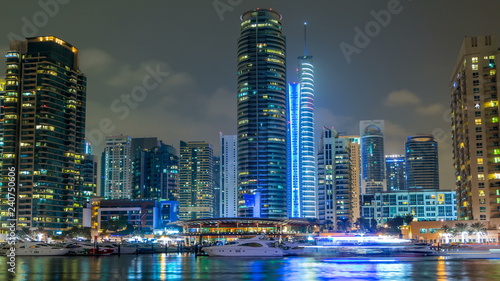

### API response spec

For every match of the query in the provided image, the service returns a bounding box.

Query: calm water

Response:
[2,253,500,281]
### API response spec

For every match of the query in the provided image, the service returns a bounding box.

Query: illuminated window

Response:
[486,101,498,108]
[472,57,478,63]
[475,119,482,125]
[493,117,499,123]
[478,174,485,180]
[477,158,484,164]
[472,64,478,70]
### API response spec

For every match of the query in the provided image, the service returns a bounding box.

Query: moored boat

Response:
[202,235,284,257]
[99,242,138,254]
[440,244,500,259]
[1,241,69,256]
[65,242,115,256]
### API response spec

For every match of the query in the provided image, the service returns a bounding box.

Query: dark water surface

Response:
[2,253,500,281]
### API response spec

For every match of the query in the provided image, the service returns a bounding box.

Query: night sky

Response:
[2,0,500,189]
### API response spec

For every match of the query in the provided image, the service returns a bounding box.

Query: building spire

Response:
[304,22,308,56]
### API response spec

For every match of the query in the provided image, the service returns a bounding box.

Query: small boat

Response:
[0,242,69,256]
[65,242,115,256]
[279,241,309,256]
[440,244,500,259]
[202,235,284,257]
[99,242,138,254]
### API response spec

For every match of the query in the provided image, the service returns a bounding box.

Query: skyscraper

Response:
[340,135,361,222]
[360,120,386,194]
[450,35,500,220]
[237,9,287,218]
[220,133,237,217]
[0,36,87,234]
[179,141,213,220]
[131,137,159,199]
[405,135,439,190]
[213,156,221,217]
[130,137,179,201]
[317,127,351,228]
[142,142,179,201]
[287,25,316,218]
[385,154,406,191]
[103,135,132,199]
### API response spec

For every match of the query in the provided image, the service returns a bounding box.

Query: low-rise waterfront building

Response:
[95,199,179,233]
[361,189,457,224]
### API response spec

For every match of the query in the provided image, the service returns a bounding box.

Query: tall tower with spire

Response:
[287,22,317,218]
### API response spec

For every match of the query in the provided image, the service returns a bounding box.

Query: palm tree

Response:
[469,222,486,243]
[454,223,470,243]
[337,218,351,233]
[440,224,454,244]
[403,215,414,226]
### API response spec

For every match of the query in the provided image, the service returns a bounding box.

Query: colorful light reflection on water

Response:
[2,254,500,280]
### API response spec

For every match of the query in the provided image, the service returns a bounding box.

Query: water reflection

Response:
[1,254,500,280]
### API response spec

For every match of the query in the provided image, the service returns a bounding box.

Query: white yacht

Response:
[202,235,284,257]
[1,242,69,256]
[100,242,138,254]
[65,242,115,255]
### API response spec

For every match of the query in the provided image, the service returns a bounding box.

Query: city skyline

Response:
[2,1,500,191]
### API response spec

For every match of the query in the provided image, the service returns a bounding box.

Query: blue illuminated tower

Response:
[237,9,287,218]
[385,155,406,191]
[287,23,316,218]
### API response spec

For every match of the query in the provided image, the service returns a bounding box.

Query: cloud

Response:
[107,60,174,89]
[384,89,421,106]
[79,48,114,74]
[415,103,447,116]
[206,87,236,119]
[383,120,412,154]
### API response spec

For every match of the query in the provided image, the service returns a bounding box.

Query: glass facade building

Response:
[361,190,457,224]
[103,135,132,199]
[0,36,88,234]
[405,135,439,190]
[130,138,179,201]
[179,141,213,220]
[237,9,287,218]
[385,154,406,191]
[360,120,386,194]
[220,133,237,218]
